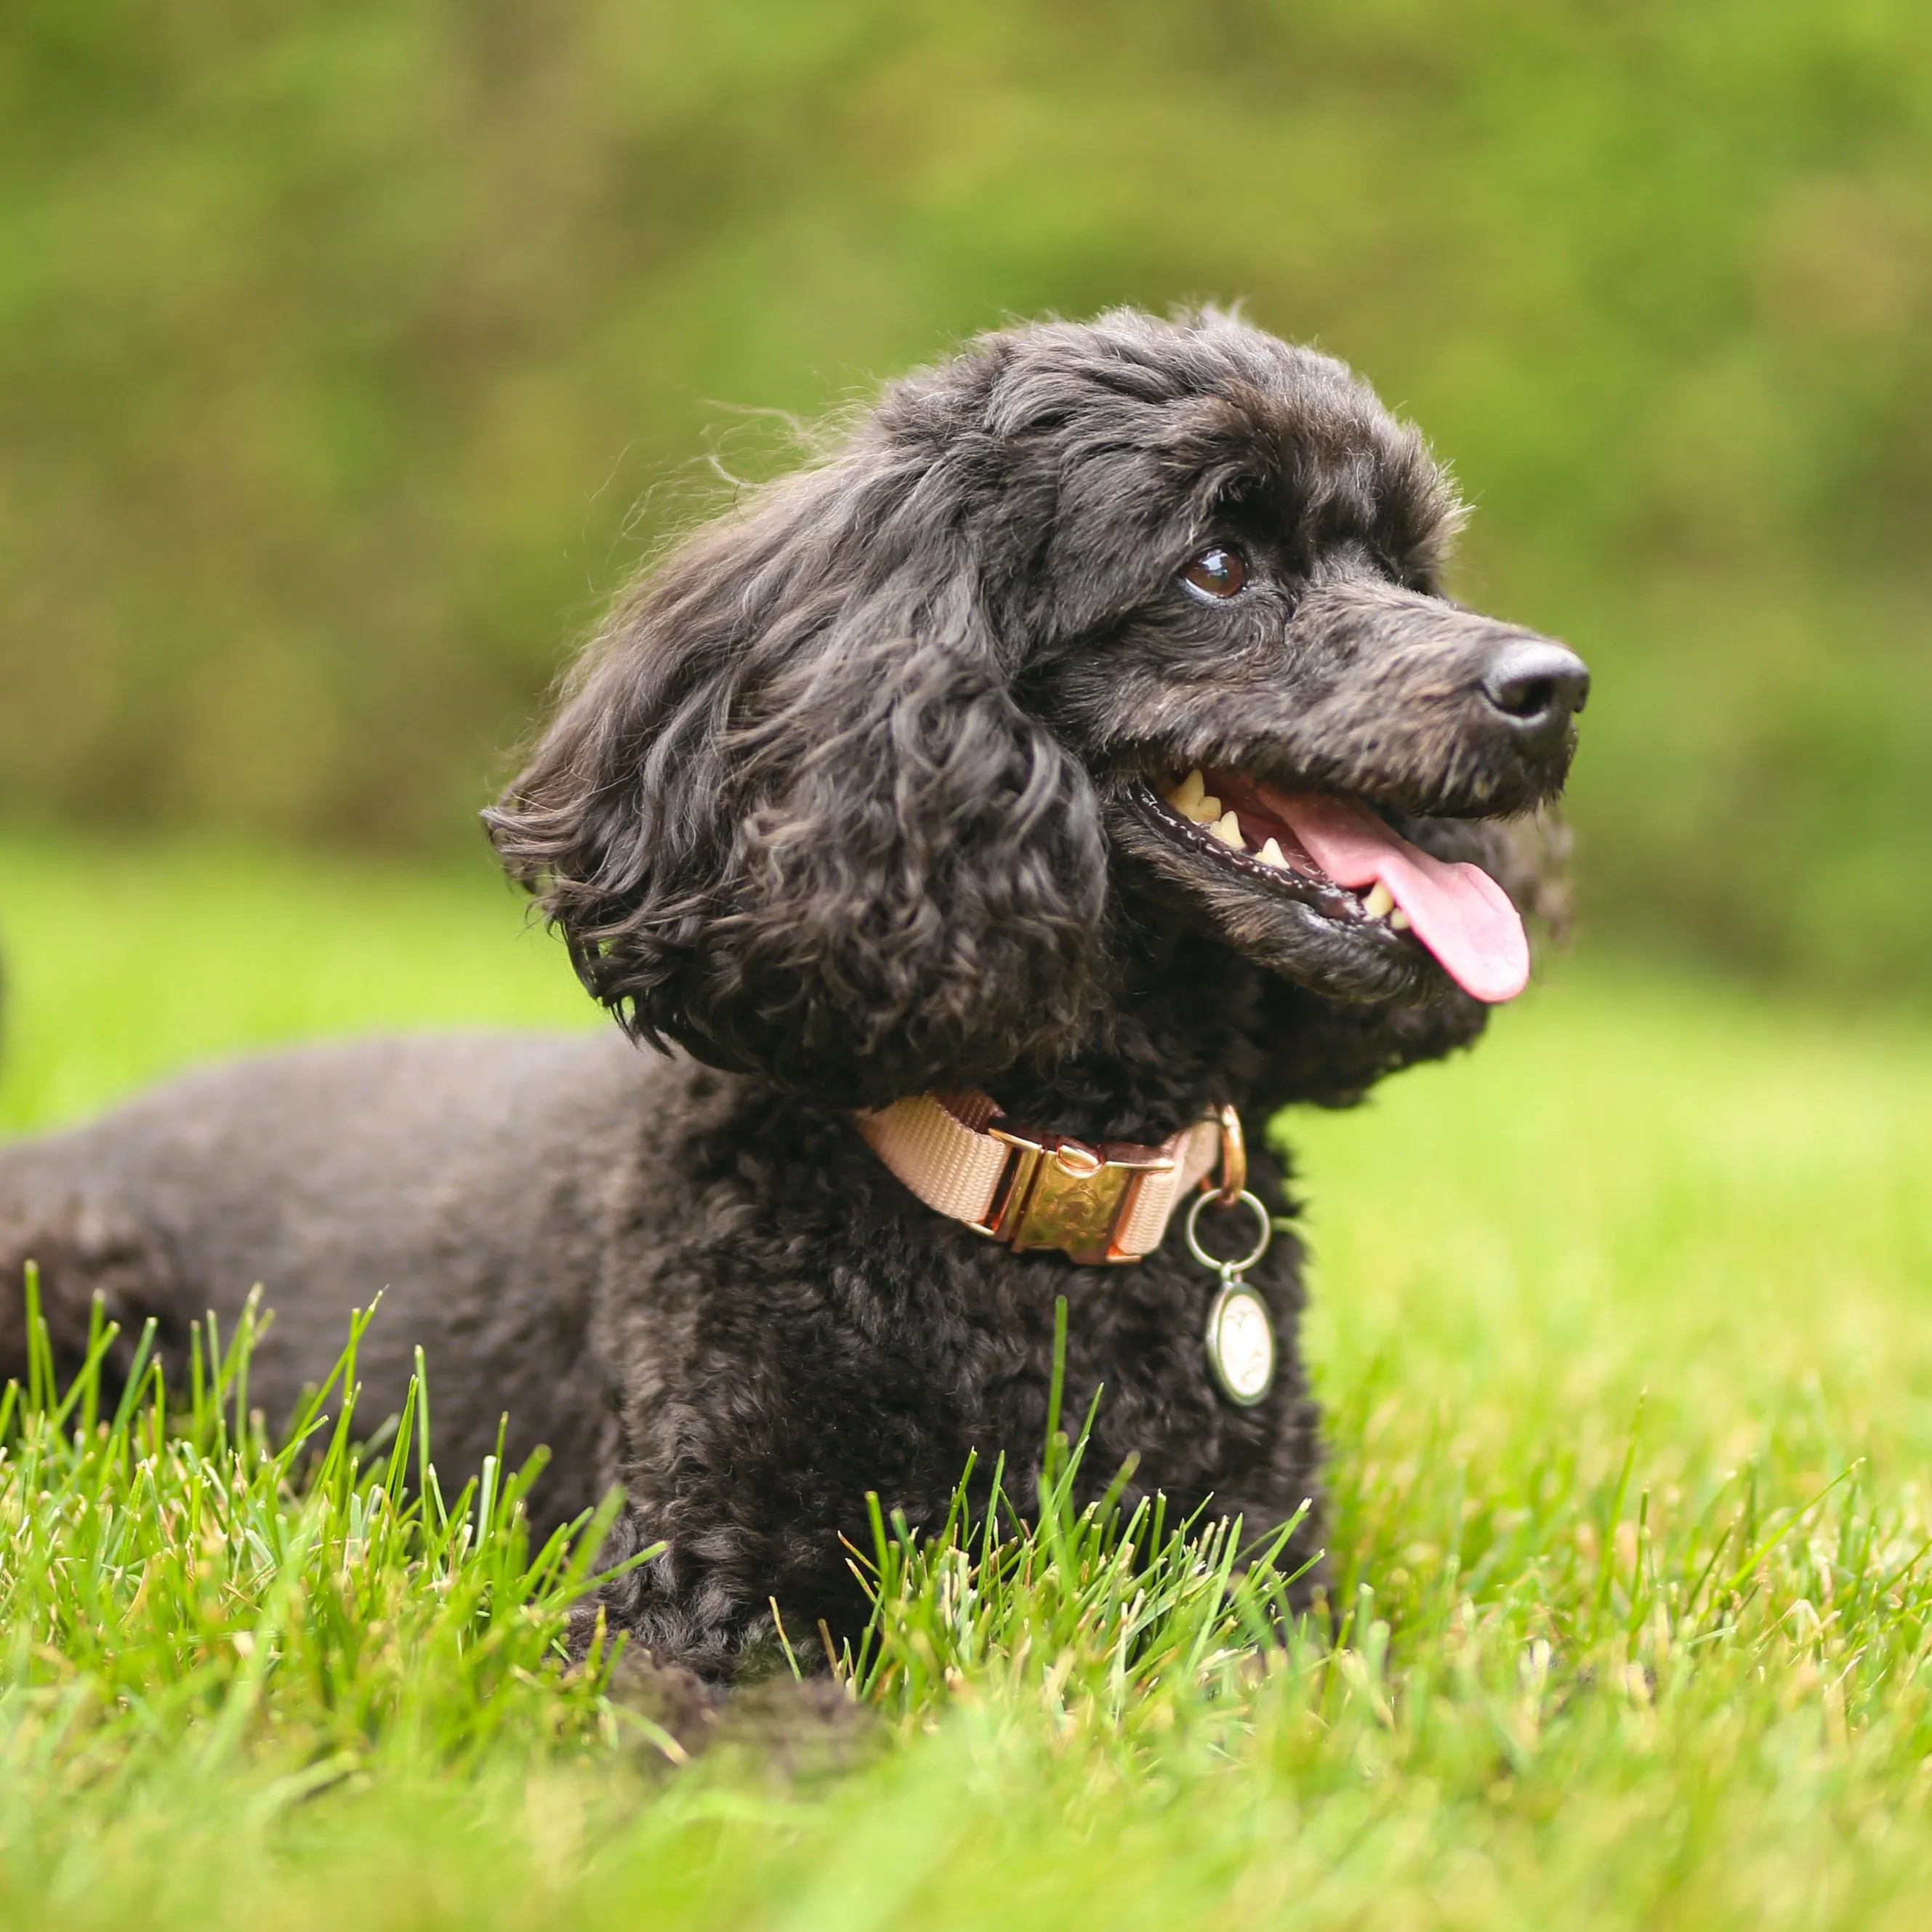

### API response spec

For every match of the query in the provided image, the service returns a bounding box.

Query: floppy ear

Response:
[486,452,1108,1106]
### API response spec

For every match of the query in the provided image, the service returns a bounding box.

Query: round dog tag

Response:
[1204,1281,1276,1406]
[1186,1189,1277,1407]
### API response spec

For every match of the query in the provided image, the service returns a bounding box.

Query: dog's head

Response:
[487,310,1585,1108]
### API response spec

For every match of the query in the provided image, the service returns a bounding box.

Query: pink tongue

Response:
[1253,786,1530,1004]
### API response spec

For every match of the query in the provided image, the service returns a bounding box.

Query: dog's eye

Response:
[1181,545,1248,600]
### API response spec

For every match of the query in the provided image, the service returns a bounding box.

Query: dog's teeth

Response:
[1176,775,1225,824]
[1167,768,1225,826]
[1389,908,1412,931]
[1362,880,1396,919]
[1168,768,1207,816]
[1208,811,1244,850]
[1256,837,1292,872]
[1167,765,1223,825]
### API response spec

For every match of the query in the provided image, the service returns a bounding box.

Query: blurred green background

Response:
[3,0,1929,996]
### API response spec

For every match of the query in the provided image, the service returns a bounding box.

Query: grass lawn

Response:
[2,831,1931,1929]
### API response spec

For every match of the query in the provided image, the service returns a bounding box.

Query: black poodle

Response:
[0,310,1586,1678]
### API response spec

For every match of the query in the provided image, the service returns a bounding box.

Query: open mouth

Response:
[1135,768,1531,1004]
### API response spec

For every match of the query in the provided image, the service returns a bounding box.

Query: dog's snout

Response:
[1478,639,1590,735]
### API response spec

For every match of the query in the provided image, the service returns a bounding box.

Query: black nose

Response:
[1479,639,1591,735]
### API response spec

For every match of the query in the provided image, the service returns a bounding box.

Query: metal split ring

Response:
[1183,1187,1272,1276]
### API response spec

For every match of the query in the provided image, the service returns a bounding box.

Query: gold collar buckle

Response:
[976,1124,1180,1265]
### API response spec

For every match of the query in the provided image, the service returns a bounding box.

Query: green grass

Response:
[3,832,1932,1928]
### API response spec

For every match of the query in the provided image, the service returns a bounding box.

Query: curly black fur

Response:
[0,309,1585,1678]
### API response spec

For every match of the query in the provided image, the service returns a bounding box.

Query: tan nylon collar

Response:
[855,1092,1244,1265]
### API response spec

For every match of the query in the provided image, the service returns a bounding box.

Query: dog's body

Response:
[0,311,1585,1676]
[0,1021,1322,1676]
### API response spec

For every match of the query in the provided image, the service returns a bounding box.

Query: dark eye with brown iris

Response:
[1181,545,1247,599]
